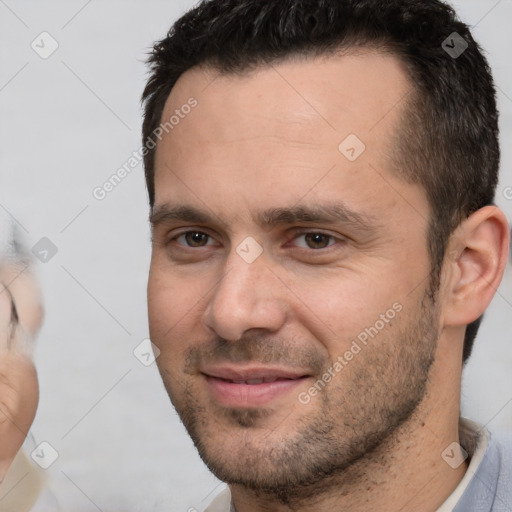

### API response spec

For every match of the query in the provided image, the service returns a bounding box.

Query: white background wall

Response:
[1,1,511,510]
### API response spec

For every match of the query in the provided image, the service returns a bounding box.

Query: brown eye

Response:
[179,231,212,247]
[302,233,333,249]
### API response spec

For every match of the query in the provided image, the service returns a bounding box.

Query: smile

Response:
[201,366,310,408]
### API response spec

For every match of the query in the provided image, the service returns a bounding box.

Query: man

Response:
[142,0,512,510]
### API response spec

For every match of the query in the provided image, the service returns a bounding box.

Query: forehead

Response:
[160,49,411,140]
[153,51,427,227]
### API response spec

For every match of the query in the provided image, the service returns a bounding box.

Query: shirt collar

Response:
[437,418,497,512]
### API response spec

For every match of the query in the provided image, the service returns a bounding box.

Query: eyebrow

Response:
[150,202,379,233]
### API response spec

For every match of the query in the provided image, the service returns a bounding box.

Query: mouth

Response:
[201,366,311,408]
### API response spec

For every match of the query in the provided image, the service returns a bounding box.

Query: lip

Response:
[201,366,310,408]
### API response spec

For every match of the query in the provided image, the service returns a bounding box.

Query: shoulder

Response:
[489,430,512,495]
[468,427,512,512]
[442,420,511,512]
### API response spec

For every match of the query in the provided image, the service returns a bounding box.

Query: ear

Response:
[442,205,510,327]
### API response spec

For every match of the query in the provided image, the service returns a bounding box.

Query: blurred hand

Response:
[0,227,43,483]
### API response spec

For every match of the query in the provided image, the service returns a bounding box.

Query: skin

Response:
[0,262,42,482]
[147,51,509,511]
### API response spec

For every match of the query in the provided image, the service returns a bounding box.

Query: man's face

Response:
[148,52,439,499]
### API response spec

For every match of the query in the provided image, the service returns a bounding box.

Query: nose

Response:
[201,247,287,341]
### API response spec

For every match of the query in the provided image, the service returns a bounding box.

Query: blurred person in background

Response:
[0,214,55,511]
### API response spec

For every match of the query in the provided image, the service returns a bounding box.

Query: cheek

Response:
[148,264,177,340]
[286,271,405,354]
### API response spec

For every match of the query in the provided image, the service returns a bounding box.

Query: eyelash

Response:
[168,230,341,251]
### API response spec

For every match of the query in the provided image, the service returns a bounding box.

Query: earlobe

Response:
[443,205,510,327]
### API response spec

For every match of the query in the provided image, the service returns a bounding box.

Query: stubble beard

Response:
[160,292,439,506]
